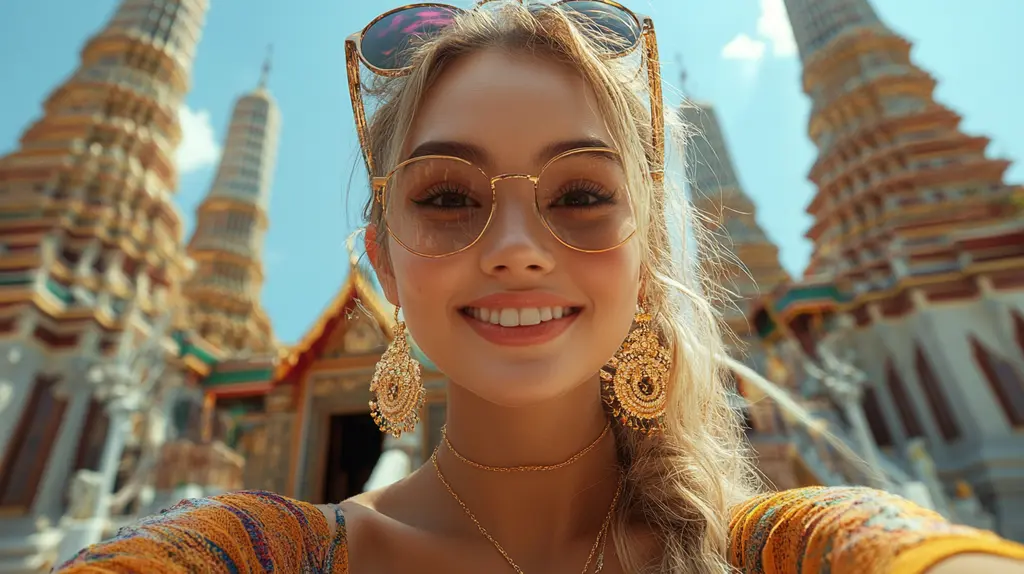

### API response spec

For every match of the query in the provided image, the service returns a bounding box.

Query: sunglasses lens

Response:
[558,1,641,54]
[361,5,460,70]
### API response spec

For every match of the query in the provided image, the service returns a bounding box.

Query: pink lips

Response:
[463,292,580,309]
[459,292,582,347]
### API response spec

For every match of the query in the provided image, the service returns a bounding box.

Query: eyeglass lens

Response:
[383,151,636,256]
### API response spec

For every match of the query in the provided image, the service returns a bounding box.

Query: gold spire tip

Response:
[259,44,273,89]
[675,53,688,96]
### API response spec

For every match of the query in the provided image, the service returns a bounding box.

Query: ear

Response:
[365,224,399,306]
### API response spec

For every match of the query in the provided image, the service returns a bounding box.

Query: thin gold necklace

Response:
[431,449,623,573]
[440,421,612,472]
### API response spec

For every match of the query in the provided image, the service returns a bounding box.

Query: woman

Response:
[57,2,1024,573]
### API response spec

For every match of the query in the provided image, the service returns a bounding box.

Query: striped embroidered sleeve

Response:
[54,490,348,574]
[728,486,1024,574]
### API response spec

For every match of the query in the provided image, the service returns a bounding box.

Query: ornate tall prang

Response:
[678,78,794,489]
[784,0,884,63]
[183,47,280,355]
[783,0,1024,540]
[0,1,208,570]
[681,96,789,339]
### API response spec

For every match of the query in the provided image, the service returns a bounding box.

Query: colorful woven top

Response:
[56,486,1024,573]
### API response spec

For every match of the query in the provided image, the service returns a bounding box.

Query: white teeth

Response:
[519,308,541,326]
[499,309,518,327]
[466,306,574,327]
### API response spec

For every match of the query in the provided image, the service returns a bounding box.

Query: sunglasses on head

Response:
[350,1,645,73]
[344,0,665,211]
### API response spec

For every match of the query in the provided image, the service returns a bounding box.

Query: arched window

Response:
[970,337,1024,427]
[73,399,109,472]
[915,345,961,442]
[886,360,923,439]
[862,386,894,447]
[1014,312,1024,360]
[0,376,67,509]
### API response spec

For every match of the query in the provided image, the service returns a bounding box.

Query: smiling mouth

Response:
[459,306,583,327]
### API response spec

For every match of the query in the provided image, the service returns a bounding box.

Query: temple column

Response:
[55,384,135,564]
[93,399,134,515]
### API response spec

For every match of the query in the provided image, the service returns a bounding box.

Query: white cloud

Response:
[720,0,797,61]
[721,33,766,61]
[756,0,797,57]
[176,105,221,174]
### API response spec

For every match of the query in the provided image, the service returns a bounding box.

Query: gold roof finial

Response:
[676,53,688,97]
[345,228,363,269]
[259,44,273,89]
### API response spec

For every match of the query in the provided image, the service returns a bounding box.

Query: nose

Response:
[477,178,556,278]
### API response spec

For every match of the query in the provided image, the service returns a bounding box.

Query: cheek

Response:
[388,246,466,318]
[569,242,642,312]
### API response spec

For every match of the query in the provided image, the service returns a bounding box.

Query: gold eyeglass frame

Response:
[344,0,665,257]
[374,146,638,258]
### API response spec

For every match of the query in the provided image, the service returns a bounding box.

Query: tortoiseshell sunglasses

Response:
[344,0,665,257]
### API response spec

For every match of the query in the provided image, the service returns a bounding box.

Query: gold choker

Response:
[440,421,612,472]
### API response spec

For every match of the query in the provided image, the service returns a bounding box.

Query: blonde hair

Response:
[359,3,759,572]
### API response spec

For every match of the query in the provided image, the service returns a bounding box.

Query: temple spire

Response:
[678,88,790,340]
[185,56,281,354]
[259,44,272,89]
[783,0,886,62]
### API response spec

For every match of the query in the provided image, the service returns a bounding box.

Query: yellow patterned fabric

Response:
[56,491,348,574]
[56,486,1024,573]
[729,486,1024,573]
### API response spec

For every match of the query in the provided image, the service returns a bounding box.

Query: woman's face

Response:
[372,49,641,407]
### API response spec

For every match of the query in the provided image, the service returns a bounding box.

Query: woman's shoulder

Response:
[57,490,349,573]
[728,486,1024,573]
[728,485,968,544]
[731,485,886,516]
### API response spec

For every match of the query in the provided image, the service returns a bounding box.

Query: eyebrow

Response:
[404,137,616,167]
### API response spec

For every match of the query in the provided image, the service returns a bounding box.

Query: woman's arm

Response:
[927,554,1024,574]
[55,491,340,574]
[729,486,1024,574]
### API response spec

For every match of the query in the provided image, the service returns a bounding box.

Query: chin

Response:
[486,364,580,406]
[444,355,595,407]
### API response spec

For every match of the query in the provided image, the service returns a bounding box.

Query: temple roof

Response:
[749,278,851,339]
[173,329,223,376]
[273,259,394,384]
[201,355,280,398]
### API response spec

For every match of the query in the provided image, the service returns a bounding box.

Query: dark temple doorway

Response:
[322,413,384,503]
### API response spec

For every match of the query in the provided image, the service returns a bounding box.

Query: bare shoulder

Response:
[318,476,421,539]
[323,470,463,573]
[313,489,383,536]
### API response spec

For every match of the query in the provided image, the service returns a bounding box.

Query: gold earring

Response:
[369,306,425,438]
[601,303,671,434]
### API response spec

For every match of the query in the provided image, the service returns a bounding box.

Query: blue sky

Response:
[1,1,1021,345]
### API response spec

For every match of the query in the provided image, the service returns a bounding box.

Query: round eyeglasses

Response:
[374,147,637,258]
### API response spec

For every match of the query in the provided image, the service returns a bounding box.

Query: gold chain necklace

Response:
[440,421,612,472]
[431,449,623,573]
